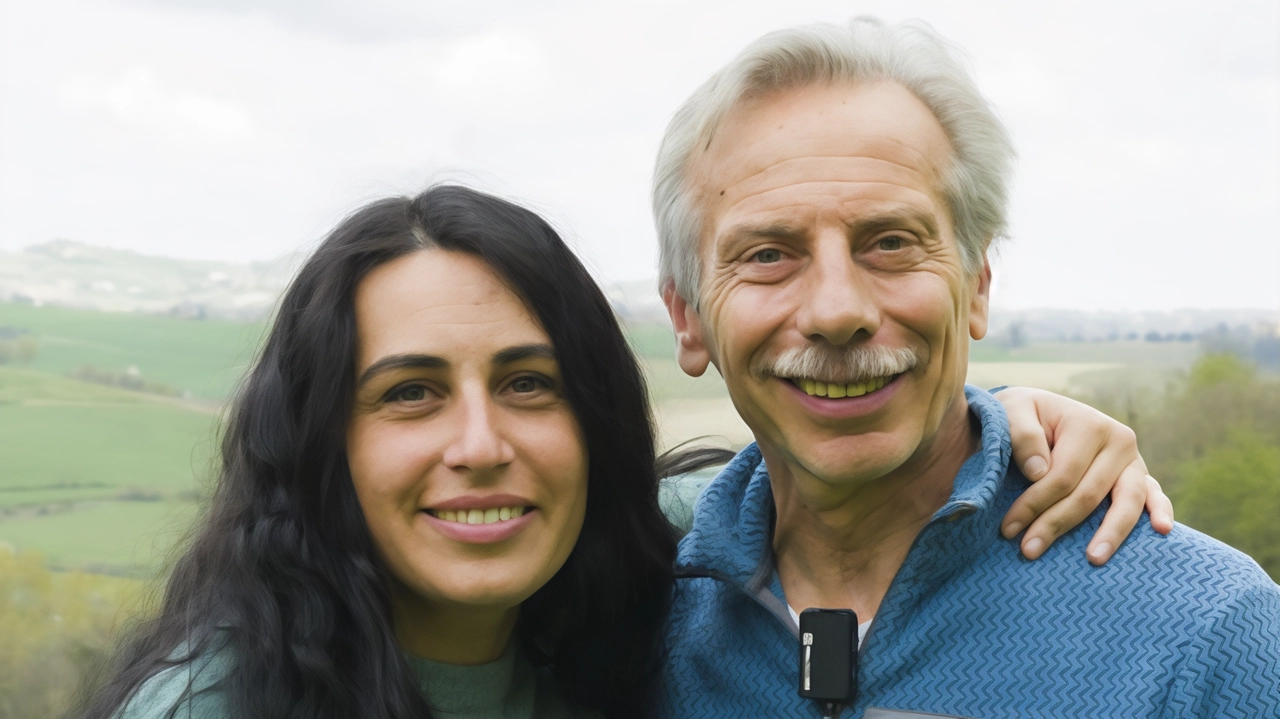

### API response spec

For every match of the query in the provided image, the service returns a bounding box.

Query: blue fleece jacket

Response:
[656,386,1280,718]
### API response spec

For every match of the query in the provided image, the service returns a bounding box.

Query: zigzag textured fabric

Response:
[656,387,1280,718]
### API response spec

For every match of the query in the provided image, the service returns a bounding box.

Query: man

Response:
[653,17,1280,718]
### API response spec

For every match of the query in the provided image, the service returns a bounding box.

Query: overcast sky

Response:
[1,0,1276,311]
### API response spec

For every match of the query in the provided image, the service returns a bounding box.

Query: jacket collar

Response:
[674,385,1019,598]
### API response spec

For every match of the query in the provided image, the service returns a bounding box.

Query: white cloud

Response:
[2,0,1275,311]
[59,67,252,140]
[431,29,542,90]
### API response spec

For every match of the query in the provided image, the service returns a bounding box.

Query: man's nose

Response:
[441,386,517,473]
[794,236,880,346]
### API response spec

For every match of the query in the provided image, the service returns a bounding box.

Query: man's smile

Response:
[785,372,903,399]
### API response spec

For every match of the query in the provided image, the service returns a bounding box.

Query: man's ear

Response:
[662,280,712,378]
[968,254,993,341]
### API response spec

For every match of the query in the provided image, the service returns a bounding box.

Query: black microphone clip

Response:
[798,608,858,718]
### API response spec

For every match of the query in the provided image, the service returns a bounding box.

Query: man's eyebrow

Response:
[849,210,939,238]
[720,222,809,245]
[357,354,446,388]
[493,343,557,365]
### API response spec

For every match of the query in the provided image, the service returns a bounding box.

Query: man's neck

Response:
[767,393,980,622]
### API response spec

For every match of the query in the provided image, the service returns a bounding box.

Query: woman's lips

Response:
[420,507,536,544]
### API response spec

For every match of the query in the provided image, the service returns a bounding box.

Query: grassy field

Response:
[0,380,215,573]
[0,301,264,400]
[0,362,220,575]
[0,305,1207,575]
[0,301,1244,714]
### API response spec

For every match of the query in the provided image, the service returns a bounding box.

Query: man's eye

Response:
[877,236,905,251]
[752,248,783,263]
[387,384,428,403]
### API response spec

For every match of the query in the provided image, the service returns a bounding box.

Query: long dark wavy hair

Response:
[79,185,683,718]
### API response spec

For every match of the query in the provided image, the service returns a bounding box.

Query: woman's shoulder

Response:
[114,646,232,719]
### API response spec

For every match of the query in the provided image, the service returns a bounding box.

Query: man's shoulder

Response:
[1051,508,1274,595]
[990,496,1280,631]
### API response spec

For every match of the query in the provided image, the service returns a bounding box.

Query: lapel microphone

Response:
[798,608,859,719]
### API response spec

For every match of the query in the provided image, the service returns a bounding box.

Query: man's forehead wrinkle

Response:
[717,146,937,193]
[718,180,940,228]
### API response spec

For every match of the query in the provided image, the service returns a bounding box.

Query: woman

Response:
[80,185,1167,719]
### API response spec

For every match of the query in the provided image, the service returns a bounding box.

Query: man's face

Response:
[668,80,991,489]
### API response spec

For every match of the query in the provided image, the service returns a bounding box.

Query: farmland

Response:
[0,305,1201,575]
[3,299,1276,718]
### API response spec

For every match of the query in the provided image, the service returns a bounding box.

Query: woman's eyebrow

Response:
[357,354,446,388]
[492,343,556,365]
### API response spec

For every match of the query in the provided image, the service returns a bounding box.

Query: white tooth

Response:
[484,508,500,524]
[467,509,483,524]
[499,507,512,521]
[456,511,469,523]
[513,506,525,517]
[440,510,455,522]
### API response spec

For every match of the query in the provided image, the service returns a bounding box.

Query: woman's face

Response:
[346,249,588,615]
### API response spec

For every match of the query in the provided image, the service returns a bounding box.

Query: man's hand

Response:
[996,387,1175,565]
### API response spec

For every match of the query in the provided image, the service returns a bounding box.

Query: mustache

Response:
[752,344,922,384]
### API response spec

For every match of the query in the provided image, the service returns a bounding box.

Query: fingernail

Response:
[1005,522,1024,537]
[1024,456,1048,479]
[1088,542,1111,561]
[1024,537,1044,558]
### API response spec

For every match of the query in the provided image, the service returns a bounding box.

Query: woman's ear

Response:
[662,281,712,378]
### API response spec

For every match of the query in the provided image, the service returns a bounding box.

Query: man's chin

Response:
[777,430,918,488]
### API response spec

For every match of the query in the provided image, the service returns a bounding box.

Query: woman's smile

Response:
[420,492,539,543]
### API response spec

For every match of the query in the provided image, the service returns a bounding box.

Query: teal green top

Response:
[116,640,599,719]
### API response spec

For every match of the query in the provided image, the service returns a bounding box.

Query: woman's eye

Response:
[509,376,547,394]
[387,384,429,403]
[751,248,783,264]
[877,236,905,251]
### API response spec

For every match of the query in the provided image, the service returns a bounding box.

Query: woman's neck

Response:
[391,584,519,666]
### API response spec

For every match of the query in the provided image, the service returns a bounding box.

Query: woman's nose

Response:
[441,387,517,473]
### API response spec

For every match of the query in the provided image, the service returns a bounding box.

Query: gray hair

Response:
[652,16,1016,303]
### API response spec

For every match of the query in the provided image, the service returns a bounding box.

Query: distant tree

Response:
[1138,354,1280,494]
[1007,323,1026,348]
[1174,426,1280,581]
[1253,334,1280,370]
[15,335,38,364]
[1199,322,1253,357]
